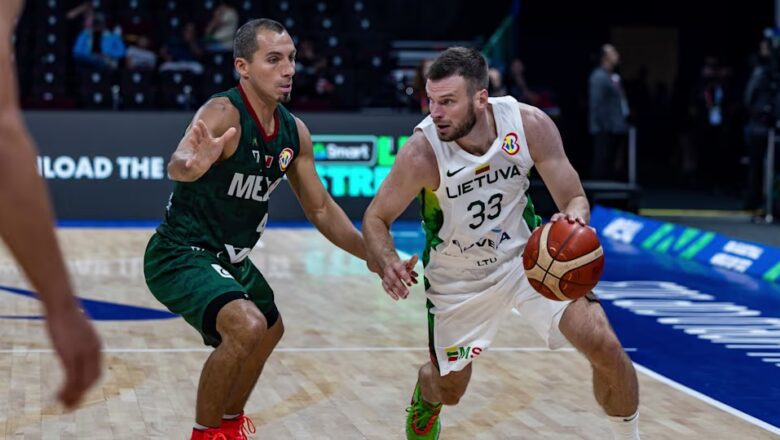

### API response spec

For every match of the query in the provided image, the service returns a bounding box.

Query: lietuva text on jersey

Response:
[415,96,542,270]
[445,164,523,199]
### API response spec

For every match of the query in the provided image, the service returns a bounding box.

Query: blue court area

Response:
[390,220,780,433]
[0,284,177,321]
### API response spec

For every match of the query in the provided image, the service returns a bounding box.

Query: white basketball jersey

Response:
[415,96,541,273]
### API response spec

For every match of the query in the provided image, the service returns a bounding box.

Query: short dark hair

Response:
[427,47,489,94]
[233,18,287,61]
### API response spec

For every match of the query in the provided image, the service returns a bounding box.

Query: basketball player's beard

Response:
[437,104,477,142]
[280,92,291,103]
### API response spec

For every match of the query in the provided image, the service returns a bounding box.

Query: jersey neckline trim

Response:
[237,82,280,142]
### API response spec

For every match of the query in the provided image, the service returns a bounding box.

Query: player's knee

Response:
[587,335,625,372]
[219,306,268,355]
[268,316,285,346]
[234,319,267,356]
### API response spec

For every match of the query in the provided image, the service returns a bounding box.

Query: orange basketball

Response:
[522,220,604,301]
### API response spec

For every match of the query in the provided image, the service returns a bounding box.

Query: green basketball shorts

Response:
[144,232,278,346]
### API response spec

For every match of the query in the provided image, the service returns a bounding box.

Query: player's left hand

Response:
[551,212,587,226]
[380,254,419,301]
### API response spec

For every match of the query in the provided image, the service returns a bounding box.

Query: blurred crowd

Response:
[18,0,390,110]
[63,1,342,108]
[16,1,779,213]
[406,37,778,215]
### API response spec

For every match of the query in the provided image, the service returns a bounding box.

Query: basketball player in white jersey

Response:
[0,0,101,409]
[363,47,640,440]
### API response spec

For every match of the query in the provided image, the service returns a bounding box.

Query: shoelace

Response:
[240,415,256,437]
[406,403,440,435]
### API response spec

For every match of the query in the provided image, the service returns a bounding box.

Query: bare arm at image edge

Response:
[0,0,101,410]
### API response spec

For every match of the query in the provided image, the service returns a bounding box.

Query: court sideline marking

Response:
[0,346,634,354]
[0,346,775,434]
[633,363,780,436]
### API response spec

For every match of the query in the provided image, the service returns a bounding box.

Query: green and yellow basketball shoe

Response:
[405,384,442,439]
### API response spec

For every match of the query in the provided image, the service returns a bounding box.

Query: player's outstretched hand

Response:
[380,254,419,301]
[46,305,102,410]
[184,120,237,174]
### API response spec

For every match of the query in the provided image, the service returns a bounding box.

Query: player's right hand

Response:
[380,254,419,301]
[183,120,237,174]
[45,304,102,410]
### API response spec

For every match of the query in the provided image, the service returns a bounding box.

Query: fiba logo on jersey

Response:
[501,132,520,155]
[278,148,294,171]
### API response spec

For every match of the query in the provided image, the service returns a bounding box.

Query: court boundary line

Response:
[0,346,638,354]
[2,346,775,433]
[634,363,780,435]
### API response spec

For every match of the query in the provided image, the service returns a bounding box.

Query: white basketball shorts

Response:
[424,255,571,376]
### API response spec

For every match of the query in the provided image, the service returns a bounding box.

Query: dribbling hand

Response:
[380,254,419,301]
[550,212,586,226]
[183,120,237,174]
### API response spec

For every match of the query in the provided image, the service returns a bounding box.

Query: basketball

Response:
[522,220,605,301]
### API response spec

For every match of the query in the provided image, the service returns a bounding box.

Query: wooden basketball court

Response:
[0,227,775,439]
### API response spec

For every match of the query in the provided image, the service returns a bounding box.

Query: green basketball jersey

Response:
[156,85,300,263]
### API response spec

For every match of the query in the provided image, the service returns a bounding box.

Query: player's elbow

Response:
[0,109,23,138]
[362,203,381,227]
[306,205,328,226]
[363,206,391,235]
[303,197,330,228]
[0,111,30,157]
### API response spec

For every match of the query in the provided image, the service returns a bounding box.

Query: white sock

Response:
[608,410,640,440]
[193,422,210,431]
[223,413,241,420]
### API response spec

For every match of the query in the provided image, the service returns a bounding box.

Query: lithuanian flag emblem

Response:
[475,163,490,175]
[446,347,459,362]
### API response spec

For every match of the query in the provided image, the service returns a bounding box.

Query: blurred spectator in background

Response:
[743,37,775,211]
[204,1,238,52]
[488,67,507,96]
[507,58,539,106]
[118,14,155,53]
[159,22,205,75]
[72,13,126,70]
[685,56,734,188]
[66,1,94,28]
[291,38,334,109]
[125,36,156,71]
[588,44,629,180]
[412,58,434,113]
[506,58,560,118]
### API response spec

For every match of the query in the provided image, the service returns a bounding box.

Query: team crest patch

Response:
[278,147,294,171]
[502,132,520,155]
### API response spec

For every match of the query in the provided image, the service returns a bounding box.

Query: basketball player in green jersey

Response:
[0,0,102,410]
[144,19,375,440]
[364,48,640,439]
